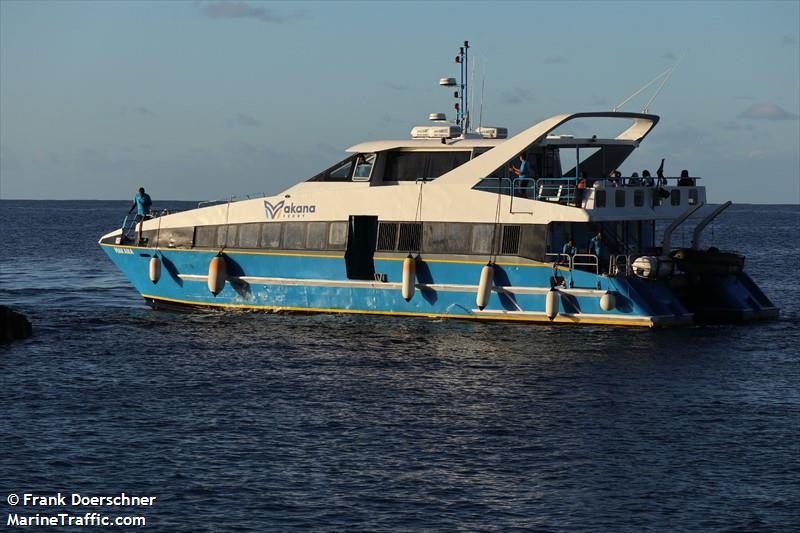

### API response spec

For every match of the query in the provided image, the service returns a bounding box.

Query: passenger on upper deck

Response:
[628,172,641,186]
[678,169,695,186]
[642,170,654,187]
[508,152,534,198]
[574,171,587,207]
[656,158,667,187]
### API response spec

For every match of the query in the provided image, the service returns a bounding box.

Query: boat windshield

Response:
[307,153,376,182]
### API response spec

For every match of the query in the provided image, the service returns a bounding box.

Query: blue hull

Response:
[101,244,699,327]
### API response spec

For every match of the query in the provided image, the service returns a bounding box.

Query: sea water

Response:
[1,200,799,531]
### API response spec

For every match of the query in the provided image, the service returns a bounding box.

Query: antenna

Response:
[478,60,486,130]
[613,67,672,112]
[643,50,687,112]
[468,55,477,131]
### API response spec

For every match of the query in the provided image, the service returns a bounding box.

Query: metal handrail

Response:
[610,254,632,276]
[572,253,599,275]
[475,176,579,205]
[545,252,574,266]
[197,192,267,208]
[119,208,171,241]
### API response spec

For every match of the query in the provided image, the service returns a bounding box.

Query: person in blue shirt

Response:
[562,237,577,256]
[561,237,577,264]
[509,152,534,198]
[589,231,607,273]
[128,187,152,243]
[129,187,152,221]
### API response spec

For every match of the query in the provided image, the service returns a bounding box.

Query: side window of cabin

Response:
[615,189,626,207]
[194,225,215,248]
[306,222,328,250]
[328,222,347,249]
[427,151,470,179]
[238,223,261,248]
[353,153,376,182]
[308,155,356,182]
[261,223,282,248]
[384,151,470,182]
[595,190,606,208]
[283,222,306,249]
[217,225,237,247]
[424,223,472,254]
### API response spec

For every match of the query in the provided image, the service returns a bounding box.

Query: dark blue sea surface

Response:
[1,200,799,531]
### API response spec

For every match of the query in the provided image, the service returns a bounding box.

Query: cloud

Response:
[381,80,407,91]
[230,113,261,126]
[500,88,535,105]
[739,102,798,120]
[543,55,568,65]
[781,34,795,47]
[110,106,156,117]
[134,107,156,117]
[200,1,295,23]
[718,120,754,132]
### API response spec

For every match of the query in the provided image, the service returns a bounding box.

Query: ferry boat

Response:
[99,42,778,327]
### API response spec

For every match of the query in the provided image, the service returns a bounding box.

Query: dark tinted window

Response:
[308,155,356,182]
[615,189,626,207]
[424,223,472,254]
[283,223,306,249]
[306,222,328,249]
[238,223,261,248]
[195,225,217,248]
[384,151,471,181]
[328,222,347,248]
[595,190,606,208]
[261,223,281,248]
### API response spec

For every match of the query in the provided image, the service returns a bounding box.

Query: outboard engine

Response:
[631,256,674,279]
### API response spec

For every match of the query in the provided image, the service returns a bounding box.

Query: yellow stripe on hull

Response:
[141,293,662,327]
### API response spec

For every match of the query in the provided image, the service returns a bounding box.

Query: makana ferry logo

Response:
[264,199,317,220]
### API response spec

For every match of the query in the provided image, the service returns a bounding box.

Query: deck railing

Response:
[198,192,268,209]
[474,175,702,208]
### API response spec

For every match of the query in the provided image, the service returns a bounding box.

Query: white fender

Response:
[402,255,416,301]
[208,255,227,295]
[600,291,616,311]
[476,263,494,310]
[149,256,161,283]
[545,289,559,320]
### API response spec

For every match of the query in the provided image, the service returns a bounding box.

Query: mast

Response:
[455,40,470,131]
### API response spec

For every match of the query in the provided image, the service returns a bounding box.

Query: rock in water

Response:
[1,306,33,343]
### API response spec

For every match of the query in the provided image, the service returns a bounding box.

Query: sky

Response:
[1,0,798,203]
